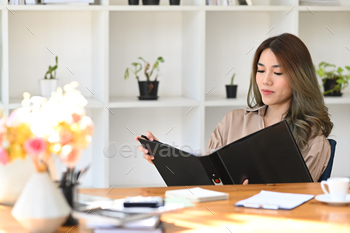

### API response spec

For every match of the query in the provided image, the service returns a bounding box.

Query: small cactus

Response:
[44,56,58,79]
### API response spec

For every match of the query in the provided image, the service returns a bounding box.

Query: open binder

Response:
[138,120,313,186]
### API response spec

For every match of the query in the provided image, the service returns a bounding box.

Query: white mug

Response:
[321,177,350,201]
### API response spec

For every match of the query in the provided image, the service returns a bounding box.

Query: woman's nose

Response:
[262,71,273,86]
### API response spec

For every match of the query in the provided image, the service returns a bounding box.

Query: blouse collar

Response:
[245,105,268,117]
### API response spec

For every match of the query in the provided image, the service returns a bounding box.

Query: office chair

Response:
[318,139,337,182]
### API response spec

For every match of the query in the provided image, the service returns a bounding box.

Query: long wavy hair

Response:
[247,33,333,150]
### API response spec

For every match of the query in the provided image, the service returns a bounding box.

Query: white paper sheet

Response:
[235,190,314,210]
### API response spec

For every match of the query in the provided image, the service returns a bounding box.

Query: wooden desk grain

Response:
[1,183,350,232]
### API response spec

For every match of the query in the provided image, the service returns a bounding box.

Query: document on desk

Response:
[235,190,314,210]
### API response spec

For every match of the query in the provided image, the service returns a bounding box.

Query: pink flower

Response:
[0,147,10,165]
[24,138,47,156]
[60,145,81,168]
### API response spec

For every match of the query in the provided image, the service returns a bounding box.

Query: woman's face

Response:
[256,48,293,108]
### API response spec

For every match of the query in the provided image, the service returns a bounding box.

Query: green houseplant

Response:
[226,73,238,98]
[40,56,59,98]
[316,62,350,97]
[124,57,164,100]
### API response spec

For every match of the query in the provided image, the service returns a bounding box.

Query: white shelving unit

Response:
[1,0,350,188]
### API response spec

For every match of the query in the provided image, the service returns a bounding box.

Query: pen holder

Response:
[60,168,80,226]
[61,182,79,226]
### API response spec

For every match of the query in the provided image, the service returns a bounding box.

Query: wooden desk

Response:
[1,183,350,232]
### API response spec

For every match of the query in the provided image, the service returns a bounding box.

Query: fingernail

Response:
[150,137,153,141]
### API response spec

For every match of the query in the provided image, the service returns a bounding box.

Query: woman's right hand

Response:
[135,131,159,164]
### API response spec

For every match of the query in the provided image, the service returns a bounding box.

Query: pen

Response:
[243,203,279,210]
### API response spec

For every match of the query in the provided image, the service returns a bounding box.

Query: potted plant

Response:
[40,56,58,98]
[316,62,350,97]
[128,0,139,5]
[124,57,165,100]
[170,0,180,5]
[226,73,238,98]
[142,0,160,5]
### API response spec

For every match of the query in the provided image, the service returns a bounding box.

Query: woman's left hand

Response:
[243,179,249,185]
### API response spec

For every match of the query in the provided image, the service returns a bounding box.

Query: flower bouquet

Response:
[0,81,94,233]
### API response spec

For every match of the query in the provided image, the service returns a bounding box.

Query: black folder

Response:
[138,120,313,186]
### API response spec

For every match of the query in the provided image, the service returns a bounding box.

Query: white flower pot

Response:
[12,172,71,233]
[39,79,58,98]
[0,156,35,205]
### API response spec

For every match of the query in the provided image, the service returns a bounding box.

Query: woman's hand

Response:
[135,131,159,164]
[243,179,249,185]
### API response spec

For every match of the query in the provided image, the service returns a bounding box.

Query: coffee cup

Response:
[321,177,350,201]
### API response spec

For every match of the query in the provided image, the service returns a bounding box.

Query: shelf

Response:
[108,5,201,11]
[2,5,350,12]
[205,5,295,11]
[324,94,350,105]
[5,5,104,11]
[8,97,104,109]
[108,96,200,108]
[298,6,350,11]
[205,94,247,107]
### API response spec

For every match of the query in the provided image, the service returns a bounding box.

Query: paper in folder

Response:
[138,120,313,186]
[235,190,314,210]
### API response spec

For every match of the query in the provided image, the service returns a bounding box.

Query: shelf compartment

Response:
[8,11,107,104]
[108,106,201,187]
[205,10,297,100]
[204,105,242,153]
[299,11,350,99]
[109,11,203,102]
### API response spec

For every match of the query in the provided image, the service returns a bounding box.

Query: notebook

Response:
[235,190,314,210]
[165,187,229,203]
[138,120,313,186]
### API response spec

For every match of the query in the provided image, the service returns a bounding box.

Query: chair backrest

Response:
[318,139,337,182]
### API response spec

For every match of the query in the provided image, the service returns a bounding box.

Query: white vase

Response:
[12,172,71,233]
[0,156,35,205]
[39,79,58,98]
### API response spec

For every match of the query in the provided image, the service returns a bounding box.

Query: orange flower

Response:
[60,145,81,168]
[59,128,72,146]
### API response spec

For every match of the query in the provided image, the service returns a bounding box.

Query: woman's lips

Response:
[262,89,274,95]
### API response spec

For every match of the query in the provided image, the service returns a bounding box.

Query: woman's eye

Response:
[257,70,264,73]
[275,73,282,75]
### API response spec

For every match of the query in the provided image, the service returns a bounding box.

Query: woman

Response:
[136,33,333,183]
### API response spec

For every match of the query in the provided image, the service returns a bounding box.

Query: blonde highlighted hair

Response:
[247,33,333,150]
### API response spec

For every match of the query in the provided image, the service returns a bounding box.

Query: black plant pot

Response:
[142,0,160,5]
[226,85,238,98]
[138,81,159,100]
[128,0,139,5]
[170,0,180,5]
[323,78,342,97]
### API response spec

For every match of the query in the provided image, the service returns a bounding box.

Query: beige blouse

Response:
[205,105,331,182]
